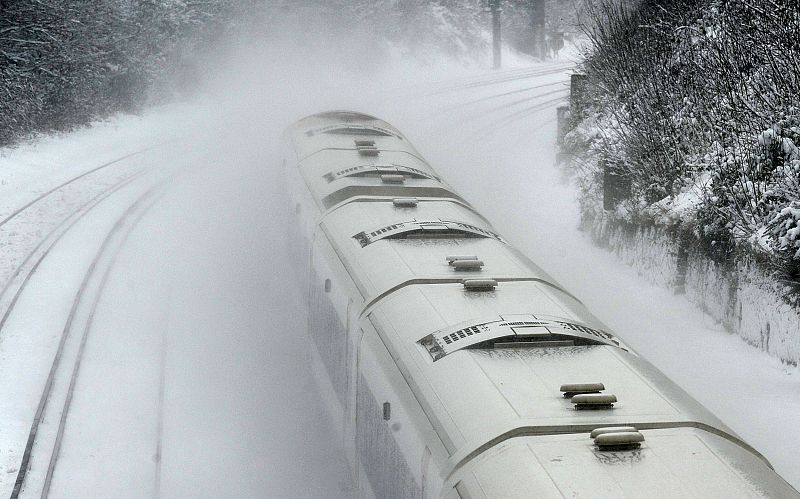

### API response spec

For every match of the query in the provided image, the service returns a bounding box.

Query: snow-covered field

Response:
[0,44,798,497]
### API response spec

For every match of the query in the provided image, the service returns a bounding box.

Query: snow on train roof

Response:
[449,428,796,498]
[288,110,405,141]
[298,150,455,209]
[366,282,739,455]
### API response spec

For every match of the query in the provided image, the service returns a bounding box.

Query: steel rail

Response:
[39,185,168,499]
[0,171,149,336]
[0,148,155,230]
[449,79,567,109]
[423,84,568,123]
[481,94,568,132]
[392,64,571,98]
[8,177,168,499]
[0,146,169,332]
[427,64,572,95]
[499,96,568,125]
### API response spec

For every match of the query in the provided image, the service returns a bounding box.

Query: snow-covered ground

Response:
[0,43,798,497]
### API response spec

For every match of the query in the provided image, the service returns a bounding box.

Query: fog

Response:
[35,24,517,498]
[10,7,797,497]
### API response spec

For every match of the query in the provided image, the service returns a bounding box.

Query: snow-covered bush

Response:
[564,0,800,289]
[0,0,248,146]
[770,203,800,259]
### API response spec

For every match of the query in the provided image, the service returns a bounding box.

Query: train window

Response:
[418,315,628,361]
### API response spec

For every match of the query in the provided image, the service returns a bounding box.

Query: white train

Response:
[283,111,799,498]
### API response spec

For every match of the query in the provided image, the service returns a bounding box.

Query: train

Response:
[282,111,799,498]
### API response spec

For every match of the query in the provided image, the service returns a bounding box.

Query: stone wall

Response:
[585,216,800,365]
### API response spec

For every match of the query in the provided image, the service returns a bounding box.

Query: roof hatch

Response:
[355,139,380,156]
[560,383,605,398]
[572,393,617,410]
[463,279,497,290]
[452,259,484,270]
[393,198,419,208]
[594,430,644,450]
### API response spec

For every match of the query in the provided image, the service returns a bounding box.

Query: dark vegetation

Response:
[0,1,262,146]
[0,1,583,148]
[564,0,800,290]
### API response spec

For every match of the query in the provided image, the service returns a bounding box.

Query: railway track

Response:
[0,144,197,498]
[0,149,161,294]
[404,61,573,140]
[0,150,148,228]
[8,178,171,499]
[425,62,573,95]
[0,171,149,338]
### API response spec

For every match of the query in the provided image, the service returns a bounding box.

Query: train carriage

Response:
[282,111,800,498]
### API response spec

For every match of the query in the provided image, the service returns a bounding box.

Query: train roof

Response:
[366,283,793,496]
[297,150,462,210]
[320,200,573,303]
[450,428,798,498]
[285,111,408,160]
[367,283,731,451]
[284,112,799,498]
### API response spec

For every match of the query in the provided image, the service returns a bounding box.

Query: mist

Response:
[30,19,516,497]
[6,2,797,496]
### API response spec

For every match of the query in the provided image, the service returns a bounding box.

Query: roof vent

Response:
[355,139,379,157]
[560,383,605,398]
[594,431,644,451]
[463,279,497,291]
[452,259,484,270]
[447,255,478,264]
[393,198,418,207]
[572,393,617,410]
[590,426,638,439]
[380,174,405,184]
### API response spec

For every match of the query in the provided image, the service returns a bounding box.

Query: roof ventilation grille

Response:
[393,198,418,207]
[593,430,644,451]
[381,174,405,184]
[452,259,484,270]
[560,383,605,398]
[572,393,617,410]
[463,279,497,291]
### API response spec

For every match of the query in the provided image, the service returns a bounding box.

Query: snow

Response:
[0,104,199,220]
[0,35,797,498]
[647,173,711,226]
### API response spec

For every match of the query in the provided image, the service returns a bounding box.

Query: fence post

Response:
[570,73,588,118]
[556,105,571,164]
[674,228,690,294]
[602,160,631,211]
[556,105,570,146]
